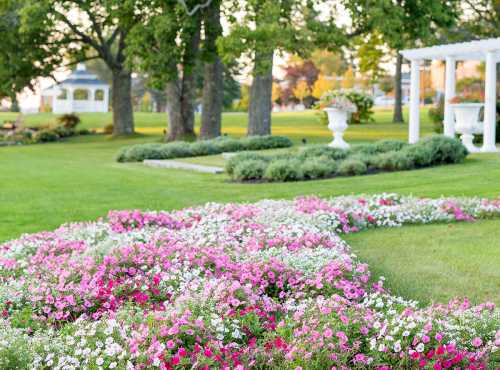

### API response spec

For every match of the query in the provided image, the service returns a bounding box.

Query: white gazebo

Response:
[41,64,110,114]
[401,38,499,152]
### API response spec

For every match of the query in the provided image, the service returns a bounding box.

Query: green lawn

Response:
[345,220,500,306]
[1,108,499,306]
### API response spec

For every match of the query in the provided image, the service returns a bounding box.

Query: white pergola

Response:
[401,38,500,152]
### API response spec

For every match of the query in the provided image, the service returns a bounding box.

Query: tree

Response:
[356,32,388,83]
[0,0,57,112]
[341,67,355,89]
[312,74,336,99]
[19,0,152,135]
[308,49,348,76]
[349,0,459,123]
[200,0,224,139]
[460,0,500,38]
[128,0,222,141]
[293,79,311,103]
[220,0,363,135]
[272,82,282,105]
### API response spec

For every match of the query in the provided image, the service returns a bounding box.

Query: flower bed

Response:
[116,136,293,163]
[0,194,499,369]
[227,136,469,182]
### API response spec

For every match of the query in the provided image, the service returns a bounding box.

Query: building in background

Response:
[40,64,109,114]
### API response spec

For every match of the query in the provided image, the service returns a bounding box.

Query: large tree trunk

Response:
[200,59,223,139]
[248,51,274,136]
[112,69,135,135]
[165,77,197,142]
[200,1,224,140]
[393,52,404,123]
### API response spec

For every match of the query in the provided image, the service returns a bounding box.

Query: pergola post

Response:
[482,51,498,152]
[443,57,456,137]
[409,59,421,144]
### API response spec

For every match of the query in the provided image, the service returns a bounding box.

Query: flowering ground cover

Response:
[1,194,499,369]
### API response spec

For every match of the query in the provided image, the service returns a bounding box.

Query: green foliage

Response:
[212,137,244,153]
[240,135,293,150]
[429,95,445,133]
[300,157,337,179]
[233,159,267,181]
[402,145,435,167]
[372,140,408,153]
[418,136,468,165]
[225,152,270,176]
[117,136,293,162]
[33,130,60,143]
[336,158,368,176]
[57,114,81,129]
[227,136,469,182]
[0,0,58,101]
[264,159,304,182]
[352,140,407,156]
[297,145,349,161]
[372,151,415,171]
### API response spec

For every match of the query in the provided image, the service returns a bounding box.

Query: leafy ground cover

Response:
[0,194,499,369]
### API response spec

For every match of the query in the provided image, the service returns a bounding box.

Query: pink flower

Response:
[471,337,482,347]
[323,328,333,338]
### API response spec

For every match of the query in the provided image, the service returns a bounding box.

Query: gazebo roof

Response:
[401,37,500,62]
[61,64,108,86]
[43,64,108,92]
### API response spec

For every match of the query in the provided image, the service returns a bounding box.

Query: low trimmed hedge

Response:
[116,136,293,162]
[227,136,468,182]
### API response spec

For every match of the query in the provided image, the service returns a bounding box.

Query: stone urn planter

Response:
[451,103,483,153]
[324,107,350,149]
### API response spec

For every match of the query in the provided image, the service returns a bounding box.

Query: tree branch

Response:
[176,0,213,16]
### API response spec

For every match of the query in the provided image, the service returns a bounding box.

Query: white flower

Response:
[416,343,425,353]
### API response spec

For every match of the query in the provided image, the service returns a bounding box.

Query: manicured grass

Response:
[1,108,499,305]
[345,220,500,306]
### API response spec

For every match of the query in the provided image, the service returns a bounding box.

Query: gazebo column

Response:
[443,57,456,138]
[68,87,74,114]
[409,59,421,144]
[482,51,498,152]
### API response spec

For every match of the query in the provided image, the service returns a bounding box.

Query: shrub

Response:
[418,136,468,165]
[57,113,81,129]
[225,153,269,175]
[212,137,244,152]
[372,140,408,153]
[297,146,349,161]
[159,142,194,159]
[103,124,114,135]
[264,159,304,182]
[240,135,293,150]
[336,158,368,176]
[77,128,92,136]
[116,144,165,162]
[372,151,414,171]
[301,157,337,179]
[402,145,435,167]
[52,126,76,138]
[34,130,60,143]
[190,141,219,156]
[232,159,267,181]
[429,96,445,133]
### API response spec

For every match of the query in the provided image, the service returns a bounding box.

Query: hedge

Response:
[227,136,468,182]
[116,136,293,162]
